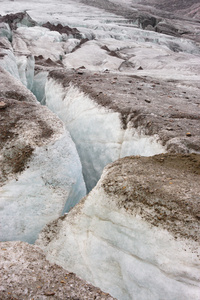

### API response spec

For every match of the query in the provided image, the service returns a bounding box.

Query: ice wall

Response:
[0,38,20,80]
[31,71,48,104]
[45,78,165,191]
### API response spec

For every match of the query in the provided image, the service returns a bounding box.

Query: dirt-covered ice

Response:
[0,241,116,300]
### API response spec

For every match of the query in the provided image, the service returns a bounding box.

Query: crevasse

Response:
[44,77,165,191]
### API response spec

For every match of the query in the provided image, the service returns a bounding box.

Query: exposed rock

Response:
[0,100,7,109]
[0,241,115,300]
[71,38,89,53]
[37,154,200,300]
[138,13,158,30]
[42,22,81,39]
[34,55,63,68]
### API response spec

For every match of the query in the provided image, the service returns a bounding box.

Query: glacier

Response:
[0,1,200,299]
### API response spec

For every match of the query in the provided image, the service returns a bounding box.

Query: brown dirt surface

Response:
[0,241,116,300]
[101,153,200,244]
[42,22,81,39]
[0,98,62,185]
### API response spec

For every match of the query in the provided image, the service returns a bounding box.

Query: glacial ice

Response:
[78,22,200,55]
[62,37,200,80]
[0,1,199,300]
[0,129,86,244]
[14,54,35,89]
[45,79,165,191]
[16,26,62,43]
[0,22,12,40]
[31,71,48,104]
[37,169,200,300]
[0,66,86,242]
[0,43,20,80]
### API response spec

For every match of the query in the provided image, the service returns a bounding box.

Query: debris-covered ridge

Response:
[49,69,200,153]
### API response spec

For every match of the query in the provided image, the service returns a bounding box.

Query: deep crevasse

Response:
[44,77,165,191]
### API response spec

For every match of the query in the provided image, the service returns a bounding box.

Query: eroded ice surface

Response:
[0,132,86,243]
[37,154,200,300]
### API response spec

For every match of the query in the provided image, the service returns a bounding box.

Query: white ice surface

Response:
[0,1,199,299]
[45,79,165,191]
[37,179,200,300]
[0,0,120,30]
[62,37,200,80]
